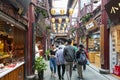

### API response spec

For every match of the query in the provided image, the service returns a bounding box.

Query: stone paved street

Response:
[40,61,119,80]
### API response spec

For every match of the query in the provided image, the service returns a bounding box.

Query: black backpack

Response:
[77,51,87,65]
[63,46,75,62]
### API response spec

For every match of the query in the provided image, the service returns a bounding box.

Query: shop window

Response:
[0,19,25,65]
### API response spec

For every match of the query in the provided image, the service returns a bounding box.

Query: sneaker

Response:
[53,73,57,77]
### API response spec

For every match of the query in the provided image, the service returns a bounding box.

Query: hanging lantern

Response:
[58,23,61,27]
[52,23,55,27]
[51,18,55,23]
[69,8,74,15]
[65,18,69,23]
[62,29,64,33]
[58,27,60,30]
[62,27,65,33]
[60,9,65,15]
[62,27,65,30]
[58,30,60,33]
[64,23,66,28]
[51,8,56,15]
[58,18,62,23]
[53,27,56,30]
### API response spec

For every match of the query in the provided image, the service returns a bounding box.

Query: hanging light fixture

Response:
[69,8,74,15]
[52,23,56,28]
[53,27,56,30]
[62,27,65,33]
[60,9,65,15]
[58,18,62,23]
[58,26,60,33]
[51,18,55,23]
[51,8,56,15]
[58,23,61,27]
[65,18,69,23]
[64,23,66,28]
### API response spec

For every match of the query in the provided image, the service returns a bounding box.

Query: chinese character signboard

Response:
[105,0,120,23]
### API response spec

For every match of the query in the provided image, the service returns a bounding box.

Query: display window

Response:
[111,26,120,75]
[88,31,100,51]
[88,30,101,68]
[0,19,25,68]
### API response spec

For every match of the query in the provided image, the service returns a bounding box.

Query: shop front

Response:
[0,1,28,80]
[105,0,120,75]
[110,25,120,75]
[85,19,101,68]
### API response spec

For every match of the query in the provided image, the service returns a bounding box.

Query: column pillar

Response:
[100,0,110,73]
[26,2,35,75]
[76,0,80,46]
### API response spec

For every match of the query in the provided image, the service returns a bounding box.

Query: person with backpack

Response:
[63,39,75,80]
[76,44,87,79]
[72,43,78,71]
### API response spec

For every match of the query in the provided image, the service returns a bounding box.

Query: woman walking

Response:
[49,44,57,77]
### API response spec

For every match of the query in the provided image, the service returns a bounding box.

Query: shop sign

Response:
[86,22,94,30]
[7,0,30,15]
[105,0,120,23]
[0,2,28,26]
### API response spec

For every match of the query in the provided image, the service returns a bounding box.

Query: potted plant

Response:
[35,56,47,80]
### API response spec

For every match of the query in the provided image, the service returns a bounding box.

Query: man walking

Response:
[55,45,65,80]
[63,39,75,80]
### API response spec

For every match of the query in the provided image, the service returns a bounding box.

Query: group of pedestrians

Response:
[49,39,88,80]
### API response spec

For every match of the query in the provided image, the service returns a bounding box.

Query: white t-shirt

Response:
[35,45,40,58]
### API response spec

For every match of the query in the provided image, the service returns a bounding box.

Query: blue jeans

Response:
[50,58,56,73]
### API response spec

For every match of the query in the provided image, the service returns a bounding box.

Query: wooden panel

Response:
[100,25,104,65]
[0,64,24,80]
[116,30,120,52]
[88,52,100,63]
[89,53,95,63]
[95,54,101,67]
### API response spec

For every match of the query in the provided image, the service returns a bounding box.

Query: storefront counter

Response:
[88,51,100,63]
[0,62,24,80]
[95,54,101,67]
